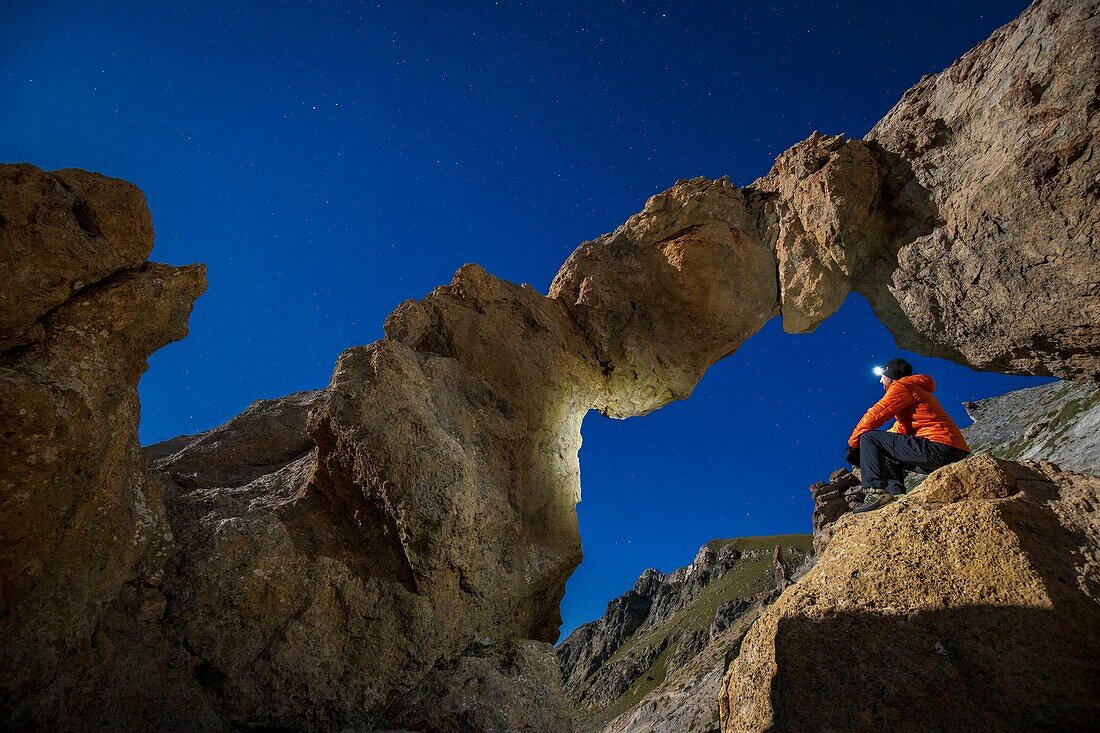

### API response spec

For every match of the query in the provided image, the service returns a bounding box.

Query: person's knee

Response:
[859,432,878,449]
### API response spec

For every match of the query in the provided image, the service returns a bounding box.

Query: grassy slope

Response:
[576,534,812,732]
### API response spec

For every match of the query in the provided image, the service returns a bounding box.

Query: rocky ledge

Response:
[720,455,1100,731]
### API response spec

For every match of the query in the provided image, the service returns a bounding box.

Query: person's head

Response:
[873,358,913,389]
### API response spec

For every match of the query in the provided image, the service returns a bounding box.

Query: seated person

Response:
[846,358,970,513]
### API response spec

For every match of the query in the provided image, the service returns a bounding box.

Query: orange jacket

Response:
[848,374,970,452]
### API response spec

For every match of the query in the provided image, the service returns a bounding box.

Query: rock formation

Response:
[963,379,1100,475]
[150,265,602,730]
[2,0,1098,729]
[557,537,810,733]
[0,164,208,727]
[808,468,864,554]
[552,0,1099,385]
[719,456,1100,731]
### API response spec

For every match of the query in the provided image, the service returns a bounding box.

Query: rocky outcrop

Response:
[0,164,208,727]
[3,0,1099,728]
[963,379,1100,475]
[861,0,1100,378]
[552,0,1099,384]
[151,264,601,730]
[808,468,864,554]
[719,455,1100,732]
[557,537,810,733]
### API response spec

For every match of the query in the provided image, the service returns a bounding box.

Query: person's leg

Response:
[859,431,909,496]
[855,431,905,512]
[873,433,969,475]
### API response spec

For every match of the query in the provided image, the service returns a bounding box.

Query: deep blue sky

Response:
[2,0,1041,638]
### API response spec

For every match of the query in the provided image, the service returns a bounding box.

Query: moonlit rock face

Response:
[1,0,1099,730]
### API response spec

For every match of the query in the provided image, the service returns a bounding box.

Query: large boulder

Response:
[719,455,1100,731]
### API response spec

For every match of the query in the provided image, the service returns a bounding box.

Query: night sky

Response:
[2,0,1044,638]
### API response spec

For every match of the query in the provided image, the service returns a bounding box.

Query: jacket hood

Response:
[898,374,936,392]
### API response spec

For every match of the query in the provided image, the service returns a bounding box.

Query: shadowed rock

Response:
[719,456,1100,732]
[1,0,1098,730]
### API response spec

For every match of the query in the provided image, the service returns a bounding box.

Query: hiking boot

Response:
[852,487,895,514]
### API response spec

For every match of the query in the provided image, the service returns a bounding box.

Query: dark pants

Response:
[859,431,969,495]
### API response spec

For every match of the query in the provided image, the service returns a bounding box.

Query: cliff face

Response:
[1,0,1098,729]
[963,379,1100,476]
[0,164,209,726]
[556,537,810,733]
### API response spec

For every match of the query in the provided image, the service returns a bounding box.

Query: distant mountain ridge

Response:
[556,535,810,733]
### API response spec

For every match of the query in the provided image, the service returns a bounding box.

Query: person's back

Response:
[853,374,970,453]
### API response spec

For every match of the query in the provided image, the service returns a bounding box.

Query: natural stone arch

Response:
[1,0,1097,729]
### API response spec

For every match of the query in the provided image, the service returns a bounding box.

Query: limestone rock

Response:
[0,163,207,726]
[550,178,779,418]
[962,379,1100,476]
[719,456,1100,732]
[0,164,155,349]
[860,0,1100,377]
[156,263,602,728]
[550,0,1099,382]
[386,640,575,733]
[3,0,1100,728]
[753,133,894,334]
[147,389,325,489]
[808,468,864,554]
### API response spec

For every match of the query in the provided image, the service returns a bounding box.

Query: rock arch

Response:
[0,0,1097,729]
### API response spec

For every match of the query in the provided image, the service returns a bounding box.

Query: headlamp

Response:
[872,366,885,377]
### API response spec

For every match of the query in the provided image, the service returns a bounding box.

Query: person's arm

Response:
[847,384,917,447]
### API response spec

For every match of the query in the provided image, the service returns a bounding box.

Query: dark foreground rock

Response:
[720,455,1100,732]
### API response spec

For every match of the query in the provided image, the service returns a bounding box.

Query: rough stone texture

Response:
[0,164,156,349]
[861,0,1100,378]
[963,379,1100,475]
[719,455,1100,732]
[3,0,1100,729]
[549,179,780,418]
[0,163,207,727]
[147,389,325,488]
[156,264,598,729]
[808,468,864,554]
[754,133,898,335]
[551,0,1099,381]
[385,640,575,733]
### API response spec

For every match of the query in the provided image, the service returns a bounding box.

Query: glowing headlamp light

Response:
[872,366,885,377]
